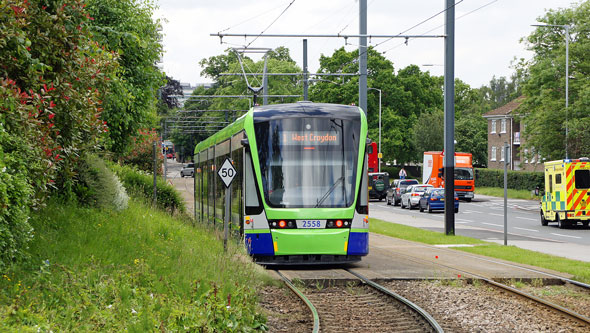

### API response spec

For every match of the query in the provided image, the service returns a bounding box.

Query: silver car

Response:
[400,184,433,209]
[180,163,195,178]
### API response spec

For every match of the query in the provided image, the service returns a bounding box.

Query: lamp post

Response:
[532,24,570,159]
[368,87,382,172]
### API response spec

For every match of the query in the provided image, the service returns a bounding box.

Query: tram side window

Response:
[244,150,261,214]
[575,170,590,189]
[356,155,368,214]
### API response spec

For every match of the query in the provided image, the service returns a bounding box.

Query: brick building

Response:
[482,96,542,171]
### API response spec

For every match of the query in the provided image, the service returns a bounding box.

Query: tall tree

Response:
[519,1,590,159]
[85,0,164,156]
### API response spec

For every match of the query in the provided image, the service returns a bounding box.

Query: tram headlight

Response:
[335,220,343,228]
[278,220,287,228]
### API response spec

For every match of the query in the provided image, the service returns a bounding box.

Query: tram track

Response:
[276,269,444,333]
[392,250,590,328]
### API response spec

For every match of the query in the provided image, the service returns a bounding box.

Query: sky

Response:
[153,0,580,89]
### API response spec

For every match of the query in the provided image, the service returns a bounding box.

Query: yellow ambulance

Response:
[541,158,590,228]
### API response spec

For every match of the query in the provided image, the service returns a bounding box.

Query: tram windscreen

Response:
[255,117,361,208]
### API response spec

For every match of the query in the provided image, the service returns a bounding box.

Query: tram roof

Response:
[252,101,362,122]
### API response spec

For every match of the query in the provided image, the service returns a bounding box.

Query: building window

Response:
[501,119,506,133]
[501,146,505,161]
[491,120,496,133]
[524,148,528,164]
[491,146,497,161]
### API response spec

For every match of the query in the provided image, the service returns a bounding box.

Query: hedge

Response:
[475,168,544,192]
[110,163,185,215]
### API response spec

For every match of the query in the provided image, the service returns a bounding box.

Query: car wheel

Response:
[401,199,405,209]
[386,197,391,205]
[557,214,566,229]
[394,198,399,206]
[583,221,589,228]
[465,198,472,202]
[541,212,548,226]
[408,202,414,210]
[428,203,433,213]
[181,173,184,178]
[419,204,424,212]
[454,207,459,213]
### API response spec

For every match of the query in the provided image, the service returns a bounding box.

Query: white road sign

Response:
[218,158,236,188]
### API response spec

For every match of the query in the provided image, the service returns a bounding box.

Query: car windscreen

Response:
[255,117,361,208]
[400,180,418,187]
[431,189,444,197]
[413,186,429,192]
[455,167,473,180]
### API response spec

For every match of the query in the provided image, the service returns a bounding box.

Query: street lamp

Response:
[368,87,382,172]
[532,23,570,159]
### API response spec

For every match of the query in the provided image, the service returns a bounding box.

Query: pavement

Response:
[274,233,572,282]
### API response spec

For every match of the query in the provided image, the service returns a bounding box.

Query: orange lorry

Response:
[422,151,475,201]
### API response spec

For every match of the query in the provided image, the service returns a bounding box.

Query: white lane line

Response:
[457,219,473,223]
[550,233,582,239]
[514,227,539,232]
[489,213,504,217]
[462,210,483,214]
[482,222,502,227]
[516,217,538,221]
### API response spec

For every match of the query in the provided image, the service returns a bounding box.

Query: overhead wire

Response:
[217,0,295,34]
[245,0,297,49]
[382,0,499,54]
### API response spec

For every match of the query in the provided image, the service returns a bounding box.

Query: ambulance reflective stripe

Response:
[566,162,589,215]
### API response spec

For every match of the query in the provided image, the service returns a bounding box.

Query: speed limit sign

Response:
[218,158,237,188]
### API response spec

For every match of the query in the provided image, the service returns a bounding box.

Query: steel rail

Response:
[275,270,320,333]
[395,238,590,290]
[345,269,444,333]
[395,251,590,326]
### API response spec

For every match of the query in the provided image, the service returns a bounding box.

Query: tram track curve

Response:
[276,269,444,332]
[392,250,590,327]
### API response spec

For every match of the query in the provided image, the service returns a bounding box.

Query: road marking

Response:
[550,233,582,239]
[514,227,539,232]
[482,222,502,227]
[457,219,473,223]
[489,213,504,217]
[462,210,482,214]
[515,216,538,221]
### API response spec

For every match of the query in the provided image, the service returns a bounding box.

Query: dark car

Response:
[386,179,419,206]
[368,172,389,201]
[418,188,459,213]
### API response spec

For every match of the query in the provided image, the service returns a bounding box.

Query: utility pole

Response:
[359,0,367,114]
[444,0,456,235]
[303,39,309,101]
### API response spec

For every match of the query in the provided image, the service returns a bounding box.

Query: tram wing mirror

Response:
[241,138,250,147]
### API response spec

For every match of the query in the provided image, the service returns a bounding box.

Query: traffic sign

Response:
[218,158,236,188]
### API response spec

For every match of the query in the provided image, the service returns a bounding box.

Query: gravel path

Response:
[259,280,590,332]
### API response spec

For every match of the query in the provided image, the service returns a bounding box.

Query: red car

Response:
[166,153,174,159]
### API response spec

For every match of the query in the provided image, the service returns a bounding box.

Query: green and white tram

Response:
[194,101,369,264]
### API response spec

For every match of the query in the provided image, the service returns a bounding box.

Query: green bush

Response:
[475,168,544,192]
[111,163,185,215]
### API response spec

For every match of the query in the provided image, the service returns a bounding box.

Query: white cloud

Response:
[154,0,579,87]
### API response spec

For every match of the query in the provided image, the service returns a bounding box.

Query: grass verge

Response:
[369,218,590,284]
[476,186,542,201]
[0,199,271,331]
